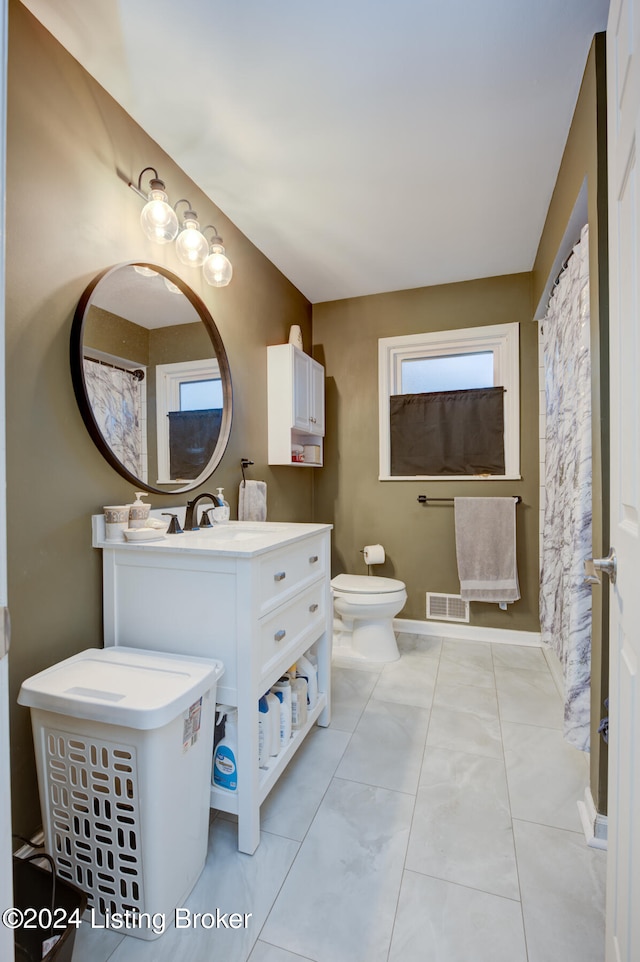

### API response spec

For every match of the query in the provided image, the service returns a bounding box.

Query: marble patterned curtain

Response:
[83,358,144,479]
[540,224,592,751]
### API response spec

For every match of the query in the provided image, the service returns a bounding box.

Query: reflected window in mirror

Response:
[156,358,224,484]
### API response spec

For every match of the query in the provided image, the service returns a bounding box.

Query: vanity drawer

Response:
[259,535,325,613]
[259,581,326,679]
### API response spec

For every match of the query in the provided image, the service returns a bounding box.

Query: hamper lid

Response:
[18,647,224,730]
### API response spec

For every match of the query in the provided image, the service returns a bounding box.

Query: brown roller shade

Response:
[390,386,505,476]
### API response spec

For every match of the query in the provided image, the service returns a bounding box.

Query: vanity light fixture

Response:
[174,199,209,268]
[202,225,233,287]
[129,167,179,245]
[128,168,233,285]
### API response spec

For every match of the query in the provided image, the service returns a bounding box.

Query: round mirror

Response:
[70,262,232,494]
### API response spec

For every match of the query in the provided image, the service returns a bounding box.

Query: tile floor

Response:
[72,634,607,962]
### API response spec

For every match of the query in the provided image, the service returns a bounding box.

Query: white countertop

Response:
[92,511,332,558]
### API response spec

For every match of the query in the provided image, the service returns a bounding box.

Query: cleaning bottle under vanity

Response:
[272,676,292,748]
[289,665,308,730]
[213,706,238,791]
[296,653,318,710]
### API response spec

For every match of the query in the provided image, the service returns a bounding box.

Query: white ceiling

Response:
[20,0,609,303]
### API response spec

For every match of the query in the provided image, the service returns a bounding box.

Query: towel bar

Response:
[417,495,522,505]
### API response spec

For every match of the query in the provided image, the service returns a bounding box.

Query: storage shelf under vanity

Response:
[211,692,328,814]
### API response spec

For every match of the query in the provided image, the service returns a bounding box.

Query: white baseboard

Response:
[577,786,608,850]
[393,617,542,647]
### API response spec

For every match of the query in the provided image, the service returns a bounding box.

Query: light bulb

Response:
[133,265,158,277]
[139,180,179,244]
[203,243,233,287]
[175,214,209,267]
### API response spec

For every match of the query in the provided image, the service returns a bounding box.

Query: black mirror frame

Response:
[70,261,233,495]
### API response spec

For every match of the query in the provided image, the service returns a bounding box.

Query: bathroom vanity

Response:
[93,515,332,854]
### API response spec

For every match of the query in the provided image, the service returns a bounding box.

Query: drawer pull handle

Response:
[274,571,286,582]
[309,603,319,613]
[274,629,286,642]
[309,555,319,564]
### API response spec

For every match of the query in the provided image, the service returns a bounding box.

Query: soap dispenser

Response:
[213,487,230,523]
[129,491,150,529]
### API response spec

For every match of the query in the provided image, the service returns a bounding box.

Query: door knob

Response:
[585,548,617,585]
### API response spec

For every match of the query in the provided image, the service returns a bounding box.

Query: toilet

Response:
[331,573,407,663]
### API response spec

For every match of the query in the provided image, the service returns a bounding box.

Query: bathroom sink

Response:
[191,522,296,542]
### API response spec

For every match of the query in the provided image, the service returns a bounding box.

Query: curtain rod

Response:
[84,355,145,381]
[417,495,522,505]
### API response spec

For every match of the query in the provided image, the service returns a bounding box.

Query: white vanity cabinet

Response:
[93,517,332,854]
[267,343,325,465]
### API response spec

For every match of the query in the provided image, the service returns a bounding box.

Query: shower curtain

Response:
[83,359,144,479]
[540,224,592,751]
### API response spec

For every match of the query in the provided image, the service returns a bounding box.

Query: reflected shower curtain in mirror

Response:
[540,224,592,751]
[83,359,144,479]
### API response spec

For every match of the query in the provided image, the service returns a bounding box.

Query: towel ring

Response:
[241,458,254,487]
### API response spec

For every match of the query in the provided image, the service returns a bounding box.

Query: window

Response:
[156,358,222,483]
[378,323,520,480]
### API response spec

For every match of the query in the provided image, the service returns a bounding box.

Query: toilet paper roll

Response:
[363,544,385,565]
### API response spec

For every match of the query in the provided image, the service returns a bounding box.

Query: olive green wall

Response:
[312,274,538,631]
[532,35,609,814]
[6,0,312,835]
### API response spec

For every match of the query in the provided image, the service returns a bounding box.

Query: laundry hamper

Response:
[18,647,224,941]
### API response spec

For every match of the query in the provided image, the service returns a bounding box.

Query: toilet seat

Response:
[331,574,405,594]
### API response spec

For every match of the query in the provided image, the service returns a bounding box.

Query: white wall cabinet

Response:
[268,344,325,465]
[94,515,332,855]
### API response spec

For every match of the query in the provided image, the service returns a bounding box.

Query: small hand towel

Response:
[238,480,267,522]
[454,497,520,606]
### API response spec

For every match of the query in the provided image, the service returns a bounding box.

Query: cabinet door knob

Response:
[274,629,286,641]
[309,555,319,564]
[309,603,319,613]
[274,571,286,582]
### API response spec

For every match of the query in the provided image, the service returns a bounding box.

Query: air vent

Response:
[426,592,469,623]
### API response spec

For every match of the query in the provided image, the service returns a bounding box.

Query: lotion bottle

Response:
[213,487,230,523]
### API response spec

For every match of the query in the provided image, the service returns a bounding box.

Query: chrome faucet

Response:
[183,492,224,531]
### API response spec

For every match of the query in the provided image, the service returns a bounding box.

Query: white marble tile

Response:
[407,748,519,898]
[388,871,528,962]
[433,681,499,719]
[103,819,299,962]
[513,819,606,962]
[495,666,564,729]
[72,921,124,961]
[502,722,588,832]
[436,657,496,690]
[370,650,437,709]
[335,699,430,794]
[491,643,549,672]
[426,704,503,758]
[249,942,314,962]
[396,632,442,660]
[261,778,414,962]
[440,638,494,671]
[260,727,351,841]
[329,666,378,732]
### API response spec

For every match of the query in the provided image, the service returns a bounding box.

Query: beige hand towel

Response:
[238,480,267,522]
[454,497,520,606]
